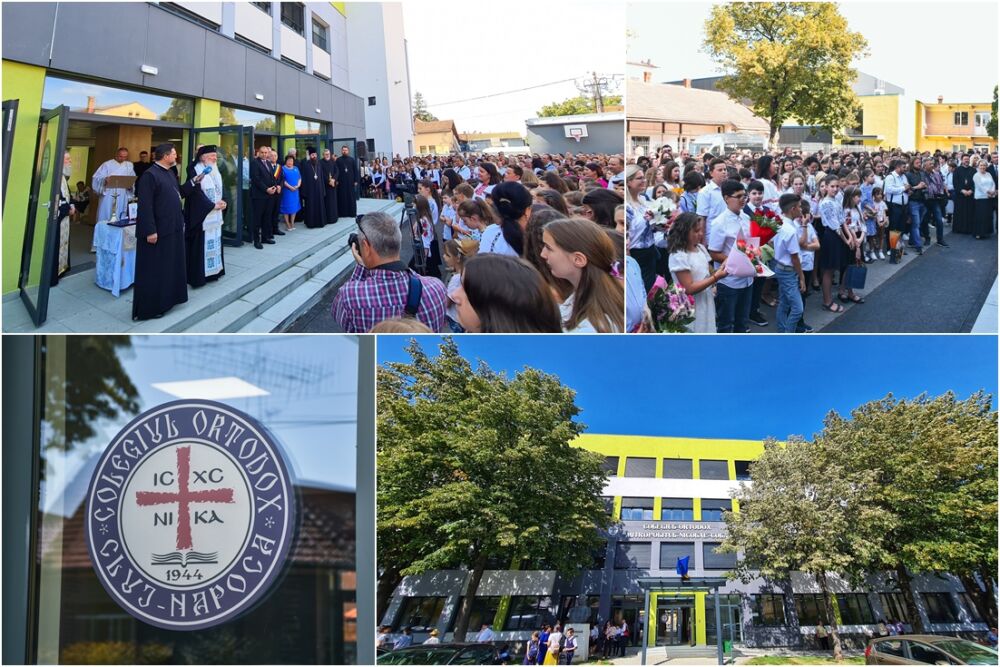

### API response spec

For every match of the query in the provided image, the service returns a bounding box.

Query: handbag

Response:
[843,264,868,290]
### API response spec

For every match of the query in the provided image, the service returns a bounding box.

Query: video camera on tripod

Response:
[397,195,426,275]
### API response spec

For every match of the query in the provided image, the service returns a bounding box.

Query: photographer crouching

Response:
[331,212,448,332]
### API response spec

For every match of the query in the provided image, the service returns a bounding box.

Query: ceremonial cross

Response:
[135,446,235,550]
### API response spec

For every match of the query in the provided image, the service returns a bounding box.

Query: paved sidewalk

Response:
[971,277,998,333]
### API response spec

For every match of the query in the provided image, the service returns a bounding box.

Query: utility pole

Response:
[575,72,621,113]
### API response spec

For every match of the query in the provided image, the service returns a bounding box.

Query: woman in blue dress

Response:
[280,155,301,231]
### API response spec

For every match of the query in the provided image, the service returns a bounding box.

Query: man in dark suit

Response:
[250,145,278,249]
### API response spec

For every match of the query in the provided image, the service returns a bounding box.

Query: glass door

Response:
[277,134,326,161]
[18,104,68,326]
[189,125,253,246]
[3,99,18,211]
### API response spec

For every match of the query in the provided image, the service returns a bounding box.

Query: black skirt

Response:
[819,226,842,271]
[973,198,994,237]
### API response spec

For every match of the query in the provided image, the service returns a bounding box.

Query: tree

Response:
[219,106,238,126]
[722,436,895,662]
[377,338,611,639]
[816,392,998,630]
[160,97,193,124]
[988,85,997,141]
[413,91,437,122]
[703,2,868,145]
[537,95,623,118]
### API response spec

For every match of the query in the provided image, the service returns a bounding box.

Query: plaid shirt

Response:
[332,261,448,333]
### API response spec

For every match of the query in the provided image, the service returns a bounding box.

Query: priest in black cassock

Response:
[299,146,326,228]
[320,148,339,224]
[952,153,976,235]
[133,143,202,320]
[335,145,359,218]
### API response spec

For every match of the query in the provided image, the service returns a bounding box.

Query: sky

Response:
[627,1,998,103]
[377,335,998,442]
[402,1,624,134]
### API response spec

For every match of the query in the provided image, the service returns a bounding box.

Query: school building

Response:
[915,97,998,153]
[381,434,991,653]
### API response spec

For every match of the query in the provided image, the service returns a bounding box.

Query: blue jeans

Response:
[925,198,946,243]
[715,283,752,333]
[907,200,925,249]
[774,266,803,333]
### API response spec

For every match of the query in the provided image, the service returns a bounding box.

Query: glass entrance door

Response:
[18,104,68,326]
[656,599,694,646]
[277,134,326,161]
[189,125,253,246]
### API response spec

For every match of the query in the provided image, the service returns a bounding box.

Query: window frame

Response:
[624,456,656,478]
[392,596,448,632]
[311,16,330,52]
[701,542,737,571]
[752,594,787,627]
[280,2,306,35]
[835,593,874,625]
[922,592,959,624]
[614,541,652,570]
[794,594,831,626]
[699,460,730,480]
[661,498,694,522]
[954,111,969,126]
[700,499,732,522]
[661,458,692,479]
[251,1,271,15]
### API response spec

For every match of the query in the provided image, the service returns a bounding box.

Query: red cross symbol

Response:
[135,446,235,550]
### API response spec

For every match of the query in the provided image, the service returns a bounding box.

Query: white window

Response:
[974,112,990,128]
[953,144,967,153]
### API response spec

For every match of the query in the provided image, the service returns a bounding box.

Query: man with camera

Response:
[332,212,447,332]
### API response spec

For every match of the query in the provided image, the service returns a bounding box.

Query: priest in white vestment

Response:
[92,147,136,221]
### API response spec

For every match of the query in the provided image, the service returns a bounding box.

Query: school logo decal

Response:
[85,399,296,631]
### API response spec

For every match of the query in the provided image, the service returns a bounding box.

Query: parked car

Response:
[377,642,502,665]
[865,635,998,665]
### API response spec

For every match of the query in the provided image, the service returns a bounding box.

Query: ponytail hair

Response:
[490,181,532,256]
[457,198,496,227]
[418,179,442,211]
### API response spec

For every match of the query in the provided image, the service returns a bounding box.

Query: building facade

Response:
[1,2,410,300]
[626,79,769,157]
[413,119,461,155]
[382,434,991,651]
[915,98,998,153]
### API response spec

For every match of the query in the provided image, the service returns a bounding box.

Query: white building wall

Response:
[280,25,307,65]
[176,1,222,24]
[234,2,272,49]
[346,2,413,158]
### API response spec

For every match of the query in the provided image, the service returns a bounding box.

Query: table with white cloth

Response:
[93,219,137,297]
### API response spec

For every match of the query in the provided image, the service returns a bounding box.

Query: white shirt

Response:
[883,171,909,206]
[476,627,495,642]
[626,200,654,250]
[479,224,518,257]
[559,293,598,333]
[772,215,801,266]
[760,179,781,212]
[818,197,843,231]
[797,221,818,272]
[696,181,726,239]
[708,208,752,290]
[457,165,472,180]
[625,255,646,332]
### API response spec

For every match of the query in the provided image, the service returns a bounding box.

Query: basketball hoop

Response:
[569,128,583,143]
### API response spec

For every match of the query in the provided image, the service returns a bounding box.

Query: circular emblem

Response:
[85,400,297,631]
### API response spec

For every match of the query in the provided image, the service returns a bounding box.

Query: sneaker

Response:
[916,247,923,256]
[749,312,769,327]
[878,250,885,260]
[797,321,815,333]
[936,241,949,247]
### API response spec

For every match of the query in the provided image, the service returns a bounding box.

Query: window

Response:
[699,460,729,480]
[625,457,655,478]
[975,111,990,128]
[504,596,556,631]
[922,593,959,623]
[702,542,737,570]
[662,458,692,479]
[42,75,193,125]
[614,542,651,569]
[734,461,752,481]
[752,594,786,627]
[954,111,969,126]
[448,597,502,633]
[621,497,654,521]
[701,499,731,522]
[366,139,376,153]
[958,592,984,622]
[795,594,831,626]
[602,456,620,476]
[601,496,615,516]
[879,593,909,623]
[873,639,906,658]
[251,1,271,14]
[909,642,956,665]
[953,144,967,153]
[631,136,650,156]
[368,96,377,106]
[419,146,427,154]
[281,56,306,71]
[393,597,447,632]
[311,17,329,51]
[661,498,693,521]
[835,594,875,625]
[281,2,305,35]
[658,542,694,571]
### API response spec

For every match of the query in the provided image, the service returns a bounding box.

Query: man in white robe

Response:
[92,147,135,221]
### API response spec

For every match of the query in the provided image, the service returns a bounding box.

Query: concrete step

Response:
[165,221,357,333]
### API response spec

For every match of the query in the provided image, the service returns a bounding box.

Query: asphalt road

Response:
[823,229,997,333]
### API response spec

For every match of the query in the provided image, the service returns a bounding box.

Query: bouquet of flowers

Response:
[647,196,677,231]
[726,237,774,278]
[646,275,696,333]
[749,207,782,244]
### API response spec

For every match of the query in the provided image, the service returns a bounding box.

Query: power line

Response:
[427,79,576,107]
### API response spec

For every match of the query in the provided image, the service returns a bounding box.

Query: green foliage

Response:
[703,2,868,143]
[413,91,437,122]
[988,85,997,141]
[746,657,865,665]
[377,338,611,635]
[537,95,623,118]
[219,106,238,126]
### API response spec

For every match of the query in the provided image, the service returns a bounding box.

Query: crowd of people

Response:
[332,150,627,333]
[626,144,999,333]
